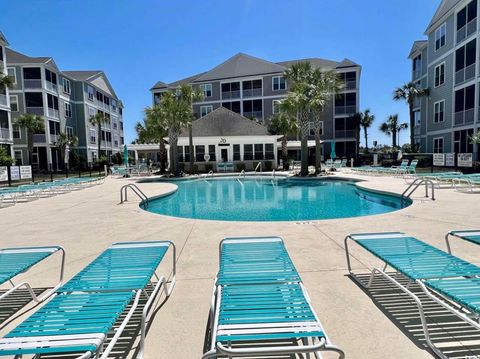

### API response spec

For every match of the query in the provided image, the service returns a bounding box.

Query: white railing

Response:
[455,63,475,85]
[335,105,356,115]
[221,90,241,99]
[454,108,475,125]
[49,133,58,144]
[345,80,357,90]
[33,134,46,143]
[47,107,59,119]
[457,18,477,44]
[242,88,262,98]
[24,79,42,89]
[45,81,58,92]
[0,128,10,140]
[26,107,44,116]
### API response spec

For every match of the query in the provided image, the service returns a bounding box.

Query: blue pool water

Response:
[144,177,411,222]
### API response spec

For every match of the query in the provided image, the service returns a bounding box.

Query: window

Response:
[254,144,264,160]
[62,78,71,94]
[435,23,446,50]
[113,120,117,130]
[454,129,474,153]
[47,94,59,110]
[457,0,477,31]
[455,85,475,113]
[272,100,281,114]
[200,105,213,117]
[455,39,476,79]
[111,99,117,111]
[199,84,212,97]
[13,125,20,139]
[434,138,444,153]
[221,82,240,98]
[434,63,445,87]
[45,69,57,84]
[14,150,23,165]
[414,110,421,126]
[66,126,73,139]
[120,136,124,145]
[195,145,205,161]
[265,144,274,160]
[87,85,94,101]
[243,79,262,97]
[7,68,16,84]
[208,145,216,161]
[243,99,262,119]
[434,101,445,123]
[233,144,240,161]
[90,129,97,143]
[119,121,123,130]
[9,95,18,112]
[272,76,286,91]
[222,101,241,113]
[177,146,184,162]
[184,145,190,162]
[243,144,253,160]
[114,135,119,147]
[64,102,72,118]
[335,93,356,114]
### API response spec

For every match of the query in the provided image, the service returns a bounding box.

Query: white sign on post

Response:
[20,165,32,179]
[433,153,445,166]
[10,166,20,181]
[458,153,473,167]
[0,166,8,182]
[445,153,455,167]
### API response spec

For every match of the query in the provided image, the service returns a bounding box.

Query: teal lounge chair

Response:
[0,241,176,358]
[203,236,344,358]
[0,245,65,302]
[345,232,480,359]
[445,230,480,252]
[452,173,480,191]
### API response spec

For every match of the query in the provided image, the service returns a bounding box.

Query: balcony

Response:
[457,18,477,44]
[33,134,46,143]
[49,133,58,144]
[26,107,44,116]
[0,127,10,140]
[242,88,262,98]
[45,81,58,92]
[221,90,241,100]
[335,129,357,138]
[46,107,59,119]
[455,63,475,85]
[0,94,7,107]
[24,79,42,89]
[243,111,263,120]
[345,80,357,90]
[454,108,475,126]
[335,106,356,115]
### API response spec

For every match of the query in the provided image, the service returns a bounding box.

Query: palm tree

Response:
[180,85,203,173]
[268,112,297,170]
[379,114,408,148]
[351,109,375,153]
[89,112,109,162]
[393,82,429,150]
[14,113,44,165]
[138,107,168,173]
[348,112,362,159]
[0,65,14,89]
[469,131,480,160]
[55,131,78,167]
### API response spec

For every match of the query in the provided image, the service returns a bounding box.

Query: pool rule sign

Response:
[433,154,445,166]
[0,166,7,182]
[458,153,473,167]
[20,165,32,179]
[9,166,20,181]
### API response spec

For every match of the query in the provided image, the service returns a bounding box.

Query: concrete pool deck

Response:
[1,172,480,358]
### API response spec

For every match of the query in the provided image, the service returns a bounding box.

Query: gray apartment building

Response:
[410,0,480,158]
[151,53,361,159]
[0,32,13,157]
[3,35,124,171]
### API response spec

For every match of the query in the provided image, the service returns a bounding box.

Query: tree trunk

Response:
[159,139,166,174]
[314,130,321,174]
[168,127,180,176]
[392,129,397,148]
[27,130,34,166]
[364,128,369,153]
[97,123,102,163]
[281,137,288,170]
[299,112,310,177]
[356,124,360,160]
[188,124,194,173]
[408,99,415,149]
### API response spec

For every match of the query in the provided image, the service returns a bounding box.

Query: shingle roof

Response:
[425,0,460,33]
[408,40,428,58]
[179,107,271,137]
[0,31,9,46]
[62,70,103,81]
[6,48,51,64]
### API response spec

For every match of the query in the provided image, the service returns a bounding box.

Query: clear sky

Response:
[0,0,439,146]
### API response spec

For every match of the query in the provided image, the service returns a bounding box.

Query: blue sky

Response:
[0,0,439,146]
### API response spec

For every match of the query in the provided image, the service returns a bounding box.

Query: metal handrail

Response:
[272,169,275,178]
[402,178,435,200]
[254,162,262,175]
[120,184,150,207]
[238,170,245,178]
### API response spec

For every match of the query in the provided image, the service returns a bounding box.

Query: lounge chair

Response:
[345,232,480,359]
[0,240,176,358]
[203,236,344,358]
[445,230,480,252]
[403,171,462,185]
[452,174,480,191]
[0,245,65,302]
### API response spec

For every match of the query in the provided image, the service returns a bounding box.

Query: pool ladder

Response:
[402,179,435,201]
[120,184,149,207]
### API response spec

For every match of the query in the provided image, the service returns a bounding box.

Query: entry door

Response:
[221,148,229,162]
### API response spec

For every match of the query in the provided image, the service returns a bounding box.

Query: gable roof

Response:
[0,31,9,46]
[63,70,119,99]
[179,107,271,137]
[408,40,428,58]
[425,0,460,33]
[6,48,53,65]
[193,53,286,83]
[62,70,103,81]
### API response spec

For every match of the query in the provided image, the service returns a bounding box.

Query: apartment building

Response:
[409,0,480,158]
[0,32,13,157]
[151,53,361,160]
[5,46,124,170]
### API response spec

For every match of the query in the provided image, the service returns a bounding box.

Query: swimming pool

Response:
[143,177,411,222]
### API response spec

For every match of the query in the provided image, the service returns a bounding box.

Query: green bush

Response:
[0,147,14,166]
[236,162,246,171]
[205,163,214,173]
[264,161,273,171]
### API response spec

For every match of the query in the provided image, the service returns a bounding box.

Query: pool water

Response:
[144,177,410,222]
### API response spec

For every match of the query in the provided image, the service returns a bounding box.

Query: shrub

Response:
[236,162,246,171]
[0,147,14,166]
[205,163,213,173]
[264,161,273,171]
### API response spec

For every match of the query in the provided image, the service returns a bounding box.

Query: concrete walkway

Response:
[1,173,479,358]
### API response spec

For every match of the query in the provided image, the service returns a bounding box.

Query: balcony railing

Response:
[49,133,58,144]
[0,128,10,140]
[455,63,475,85]
[454,108,475,126]
[345,80,357,90]
[33,134,46,143]
[221,90,241,100]
[0,94,7,107]
[24,79,42,89]
[243,111,263,120]
[335,105,356,115]
[45,81,58,92]
[26,106,44,116]
[457,18,477,44]
[335,129,357,138]
[242,88,262,98]
[46,107,59,119]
